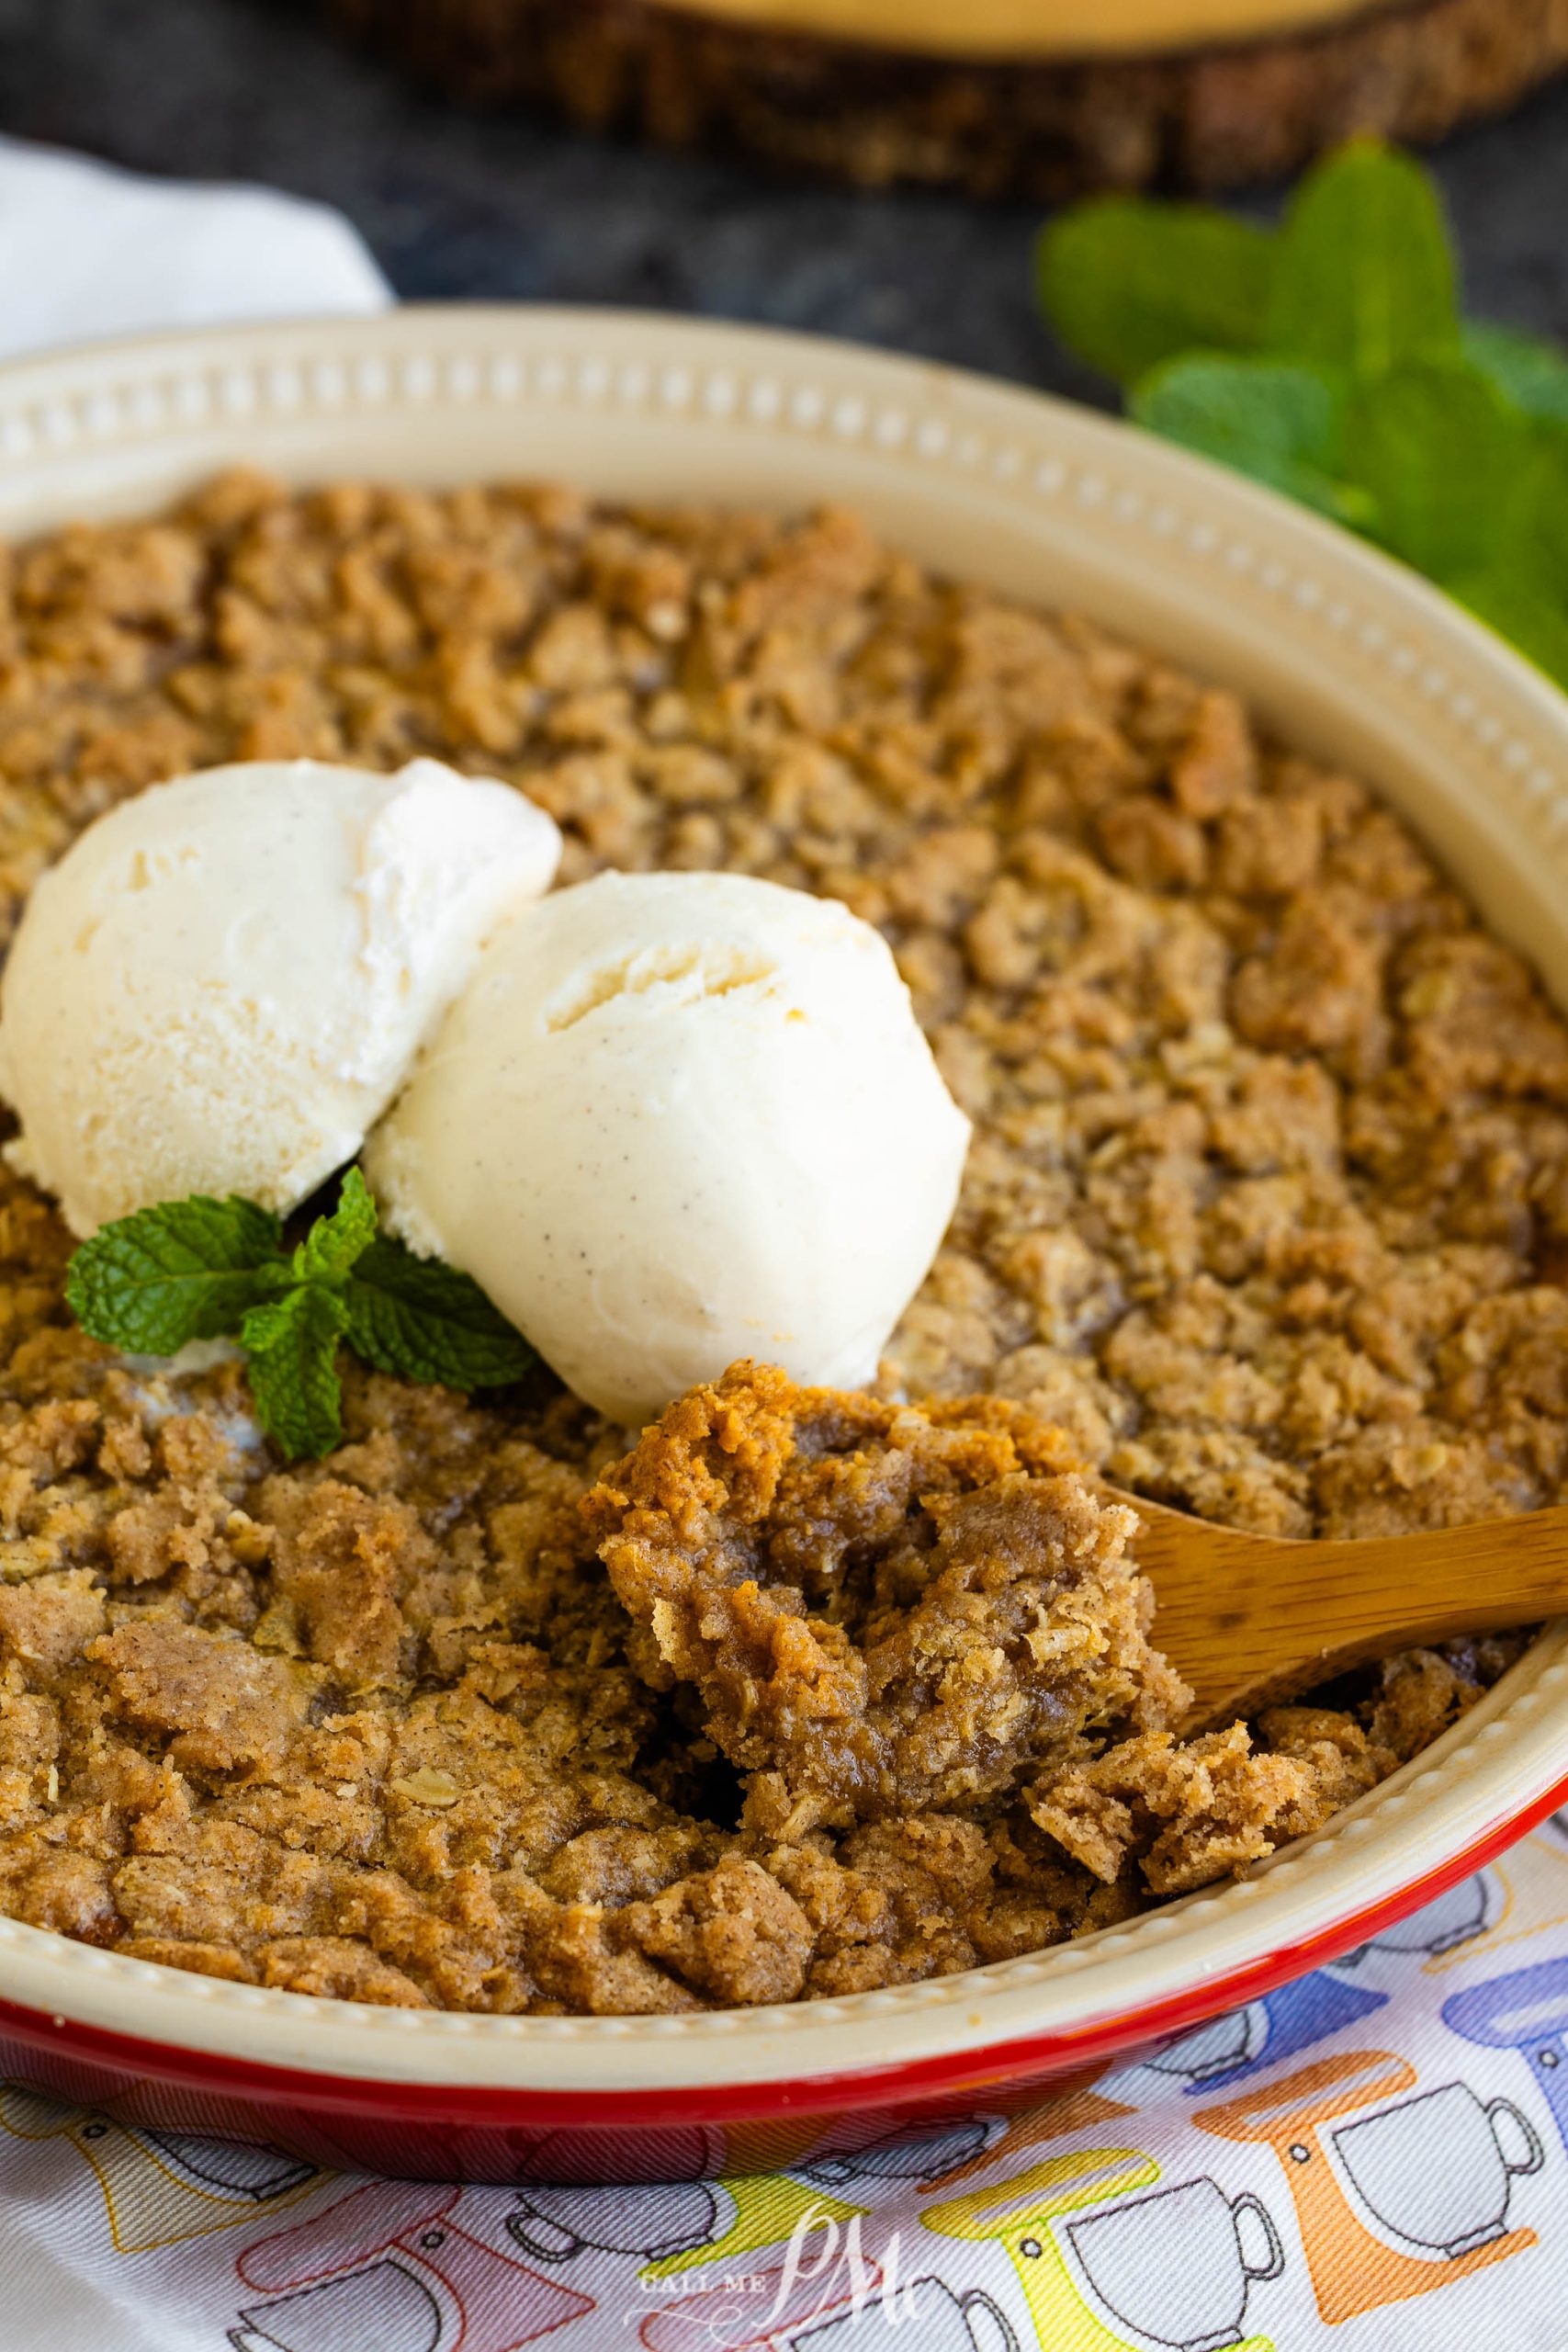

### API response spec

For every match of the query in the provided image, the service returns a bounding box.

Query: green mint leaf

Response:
[241,1285,348,1459]
[1451,437,1568,688]
[343,1238,537,1391]
[66,1195,288,1357]
[290,1165,378,1286]
[1521,439,1568,597]
[1131,356,1374,529]
[1031,139,1568,699]
[1266,141,1460,379]
[1341,360,1525,581]
[64,1166,531,1445]
[1037,198,1273,386]
[1453,567,1568,693]
[1464,323,1568,428]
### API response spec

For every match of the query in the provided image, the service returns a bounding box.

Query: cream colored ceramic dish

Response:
[0,310,1566,2131]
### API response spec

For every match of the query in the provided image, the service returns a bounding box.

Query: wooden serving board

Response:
[326,0,1568,194]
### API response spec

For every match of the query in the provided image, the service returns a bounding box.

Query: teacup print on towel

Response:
[1444,1954,1568,2155]
[1329,2082,1543,2259]
[1136,1976,1393,2098]
[232,2184,596,2352]
[0,2086,321,2256]
[1066,2177,1284,2352]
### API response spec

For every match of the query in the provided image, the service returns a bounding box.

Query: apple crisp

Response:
[0,472,1552,2010]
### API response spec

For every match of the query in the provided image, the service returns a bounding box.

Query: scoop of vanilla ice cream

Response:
[365,869,972,1425]
[0,757,561,1235]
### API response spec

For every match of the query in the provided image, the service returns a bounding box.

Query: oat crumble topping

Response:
[0,474,1547,2009]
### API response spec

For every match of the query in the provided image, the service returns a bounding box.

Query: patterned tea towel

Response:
[0,132,1566,2352]
[6,1838,1568,2351]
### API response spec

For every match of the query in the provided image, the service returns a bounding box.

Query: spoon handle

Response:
[1122,1496,1568,1728]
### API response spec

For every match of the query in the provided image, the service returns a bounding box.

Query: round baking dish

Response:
[2,309,1567,2184]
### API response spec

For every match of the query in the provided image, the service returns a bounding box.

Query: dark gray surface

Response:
[1,0,1566,401]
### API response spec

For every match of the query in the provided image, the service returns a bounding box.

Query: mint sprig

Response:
[1037,139,1568,690]
[64,1194,291,1356]
[1465,324,1568,428]
[291,1170,378,1284]
[66,1168,536,1459]
[1261,141,1457,379]
[342,1240,539,1390]
[1132,357,1374,530]
[242,1284,351,1462]
[1036,198,1272,385]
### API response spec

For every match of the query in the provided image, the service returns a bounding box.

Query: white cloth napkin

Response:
[0,135,388,358]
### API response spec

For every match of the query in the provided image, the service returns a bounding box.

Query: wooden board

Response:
[326,0,1568,194]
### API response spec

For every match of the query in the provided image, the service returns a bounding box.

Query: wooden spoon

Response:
[1117,1491,1568,1731]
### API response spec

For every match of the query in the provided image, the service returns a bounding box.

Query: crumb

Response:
[0,476,1554,2008]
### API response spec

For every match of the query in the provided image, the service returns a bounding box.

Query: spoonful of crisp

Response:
[1120,1491,1568,1730]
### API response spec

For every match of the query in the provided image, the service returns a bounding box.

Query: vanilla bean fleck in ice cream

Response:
[366,868,972,1423]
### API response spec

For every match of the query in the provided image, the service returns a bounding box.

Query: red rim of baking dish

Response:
[4,1764,1563,2131]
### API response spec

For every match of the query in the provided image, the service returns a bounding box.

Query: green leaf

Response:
[1035,198,1273,386]
[241,1285,348,1459]
[291,1165,378,1285]
[1451,435,1568,688]
[1493,434,1568,596]
[1465,322,1568,426]
[1131,356,1373,527]
[343,1238,537,1390]
[1453,566,1568,692]
[1341,360,1526,581]
[1030,138,1568,704]
[1266,141,1460,379]
[65,1194,288,1357]
[64,1164,536,1446]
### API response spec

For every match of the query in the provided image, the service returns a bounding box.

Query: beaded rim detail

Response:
[0,307,1564,2096]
